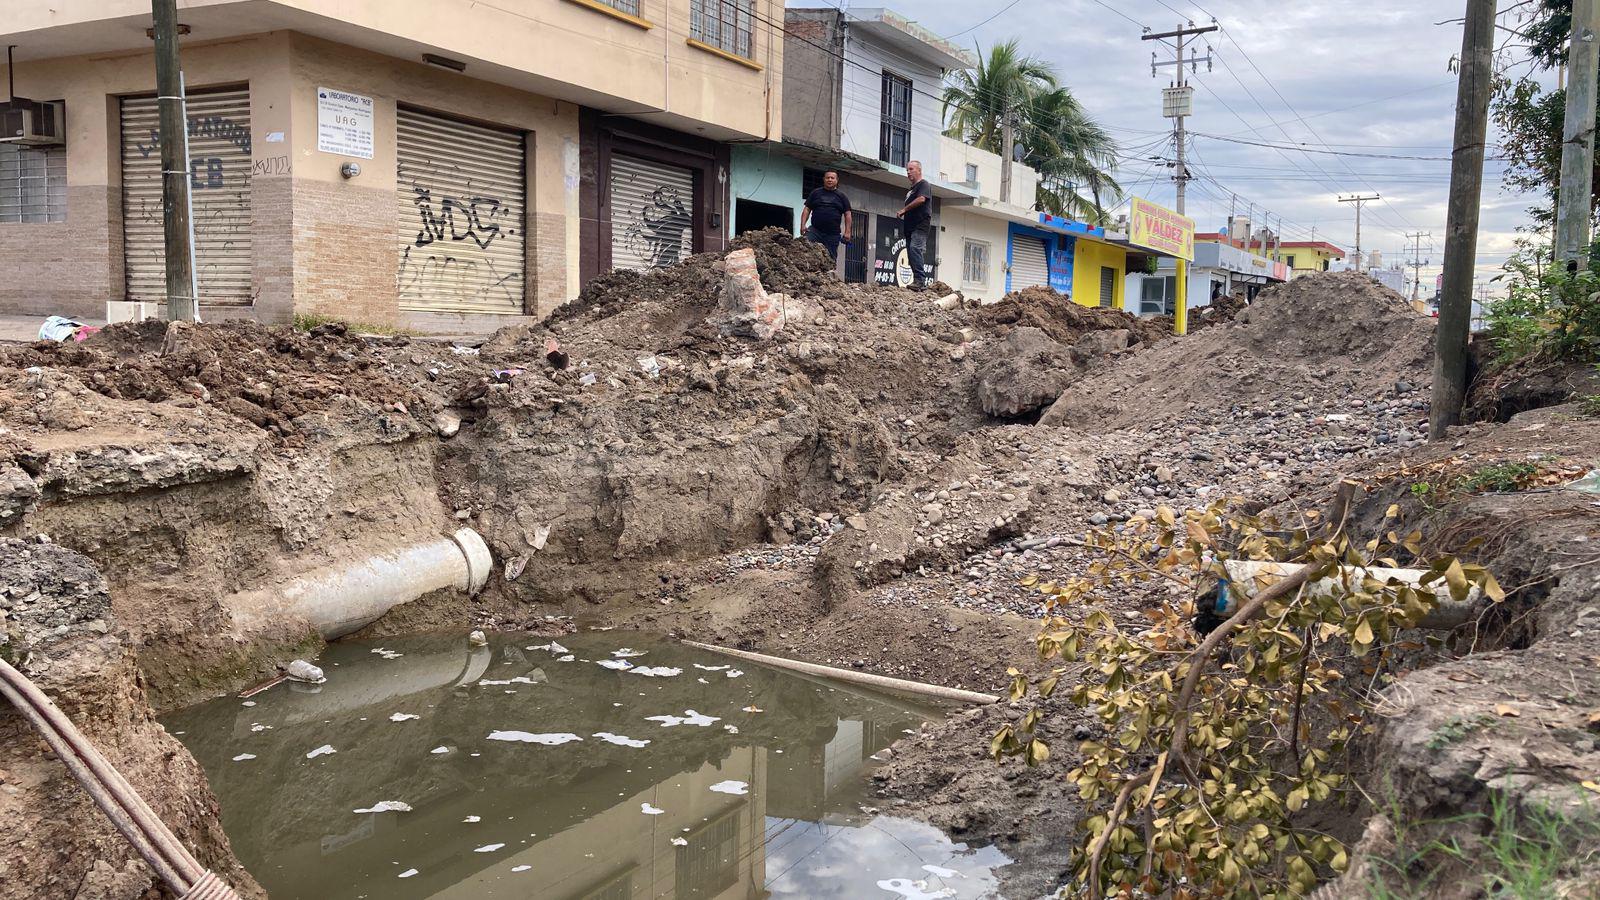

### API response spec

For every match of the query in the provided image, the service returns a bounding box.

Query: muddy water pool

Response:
[163,632,1011,899]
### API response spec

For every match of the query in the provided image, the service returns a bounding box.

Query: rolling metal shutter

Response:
[609,153,694,271]
[1010,237,1049,291]
[1099,265,1116,307]
[121,88,253,305]
[397,107,526,315]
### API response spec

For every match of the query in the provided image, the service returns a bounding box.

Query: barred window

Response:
[691,0,755,59]
[0,143,66,224]
[963,239,989,286]
[595,0,640,14]
[879,71,911,167]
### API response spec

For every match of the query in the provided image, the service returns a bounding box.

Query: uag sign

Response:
[317,87,374,159]
[1129,197,1195,261]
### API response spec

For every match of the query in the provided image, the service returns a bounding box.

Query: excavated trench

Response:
[4,242,1598,898]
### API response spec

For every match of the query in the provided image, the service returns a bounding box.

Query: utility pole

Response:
[152,0,196,322]
[1145,21,1216,215]
[1556,0,1600,265]
[1338,194,1380,271]
[1430,0,1496,439]
[1405,231,1433,304]
[1000,114,1014,204]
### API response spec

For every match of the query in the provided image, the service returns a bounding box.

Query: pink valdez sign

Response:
[1129,197,1195,261]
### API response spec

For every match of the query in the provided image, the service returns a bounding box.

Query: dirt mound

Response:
[1191,291,1250,330]
[2,320,421,439]
[730,226,843,298]
[974,285,1170,347]
[1042,271,1435,431]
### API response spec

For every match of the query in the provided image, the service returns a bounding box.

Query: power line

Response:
[944,0,1028,38]
[1189,132,1503,161]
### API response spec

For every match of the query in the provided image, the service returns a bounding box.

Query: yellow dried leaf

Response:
[1583,781,1600,794]
[1385,504,1400,519]
[1494,703,1520,718]
[1353,619,1374,646]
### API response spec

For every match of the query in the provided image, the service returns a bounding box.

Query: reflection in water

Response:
[163,633,1011,899]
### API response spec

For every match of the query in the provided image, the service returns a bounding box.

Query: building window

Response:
[1284,254,1296,269]
[1139,276,1171,315]
[963,239,989,285]
[690,0,755,59]
[964,163,978,183]
[879,71,912,168]
[595,0,641,13]
[1322,259,1330,271]
[0,143,66,223]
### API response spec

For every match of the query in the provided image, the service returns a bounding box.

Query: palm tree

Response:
[1021,87,1122,223]
[943,42,1122,224]
[941,40,1056,155]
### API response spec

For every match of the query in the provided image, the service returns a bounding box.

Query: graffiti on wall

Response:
[621,184,691,269]
[409,186,512,251]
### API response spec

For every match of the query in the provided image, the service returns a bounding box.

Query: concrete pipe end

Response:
[451,528,494,594]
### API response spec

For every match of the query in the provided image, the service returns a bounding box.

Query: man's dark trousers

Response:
[905,225,929,287]
[805,227,842,261]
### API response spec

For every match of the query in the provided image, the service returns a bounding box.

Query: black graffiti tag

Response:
[411,187,511,251]
[622,184,690,269]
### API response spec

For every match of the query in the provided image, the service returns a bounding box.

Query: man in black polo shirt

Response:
[801,171,852,261]
[899,160,934,290]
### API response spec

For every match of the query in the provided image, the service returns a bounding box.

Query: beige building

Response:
[0,0,783,333]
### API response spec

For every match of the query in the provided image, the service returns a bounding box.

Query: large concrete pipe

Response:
[1211,560,1486,631]
[224,528,493,640]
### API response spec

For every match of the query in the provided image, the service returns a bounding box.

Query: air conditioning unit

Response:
[0,100,65,146]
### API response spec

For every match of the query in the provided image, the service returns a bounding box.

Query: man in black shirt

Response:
[899,160,934,290]
[801,171,852,261]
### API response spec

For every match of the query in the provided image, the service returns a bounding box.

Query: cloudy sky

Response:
[805,1,1552,296]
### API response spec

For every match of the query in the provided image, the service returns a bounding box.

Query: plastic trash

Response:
[38,316,97,342]
[285,659,326,684]
[638,355,662,379]
[1568,470,1600,494]
[578,372,598,387]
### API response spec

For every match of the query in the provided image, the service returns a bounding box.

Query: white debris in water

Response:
[723,725,740,734]
[593,732,651,748]
[922,865,962,879]
[597,659,634,671]
[463,816,481,823]
[398,869,418,879]
[671,838,688,846]
[640,803,665,815]
[241,701,255,707]
[645,710,720,728]
[708,781,749,796]
[630,666,682,678]
[249,723,271,732]
[353,801,412,814]
[726,669,744,679]
[305,744,336,759]
[557,655,575,662]
[389,713,420,722]
[511,865,531,873]
[693,664,729,672]
[231,754,256,762]
[478,676,540,686]
[430,746,450,755]
[486,731,583,745]
[742,705,764,713]
[611,648,648,658]
[697,678,710,684]
[877,879,956,900]
[474,843,505,853]
[526,641,569,655]
[370,648,404,660]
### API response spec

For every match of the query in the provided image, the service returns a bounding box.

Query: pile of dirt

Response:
[1191,290,1250,330]
[2,319,422,439]
[974,285,1171,348]
[1042,271,1435,431]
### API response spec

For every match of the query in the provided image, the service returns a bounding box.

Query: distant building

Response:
[1195,232,1346,280]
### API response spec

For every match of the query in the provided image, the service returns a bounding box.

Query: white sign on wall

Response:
[317,87,374,159]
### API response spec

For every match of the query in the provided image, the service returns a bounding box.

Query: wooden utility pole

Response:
[152,0,196,321]
[1144,21,1216,216]
[1430,0,1496,439]
[1556,0,1600,265]
[1337,194,1380,270]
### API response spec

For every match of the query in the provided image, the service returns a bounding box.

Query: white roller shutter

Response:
[1010,237,1049,291]
[609,153,694,271]
[121,88,253,305]
[397,107,526,315]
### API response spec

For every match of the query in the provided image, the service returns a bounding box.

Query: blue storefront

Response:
[1006,222,1075,295]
